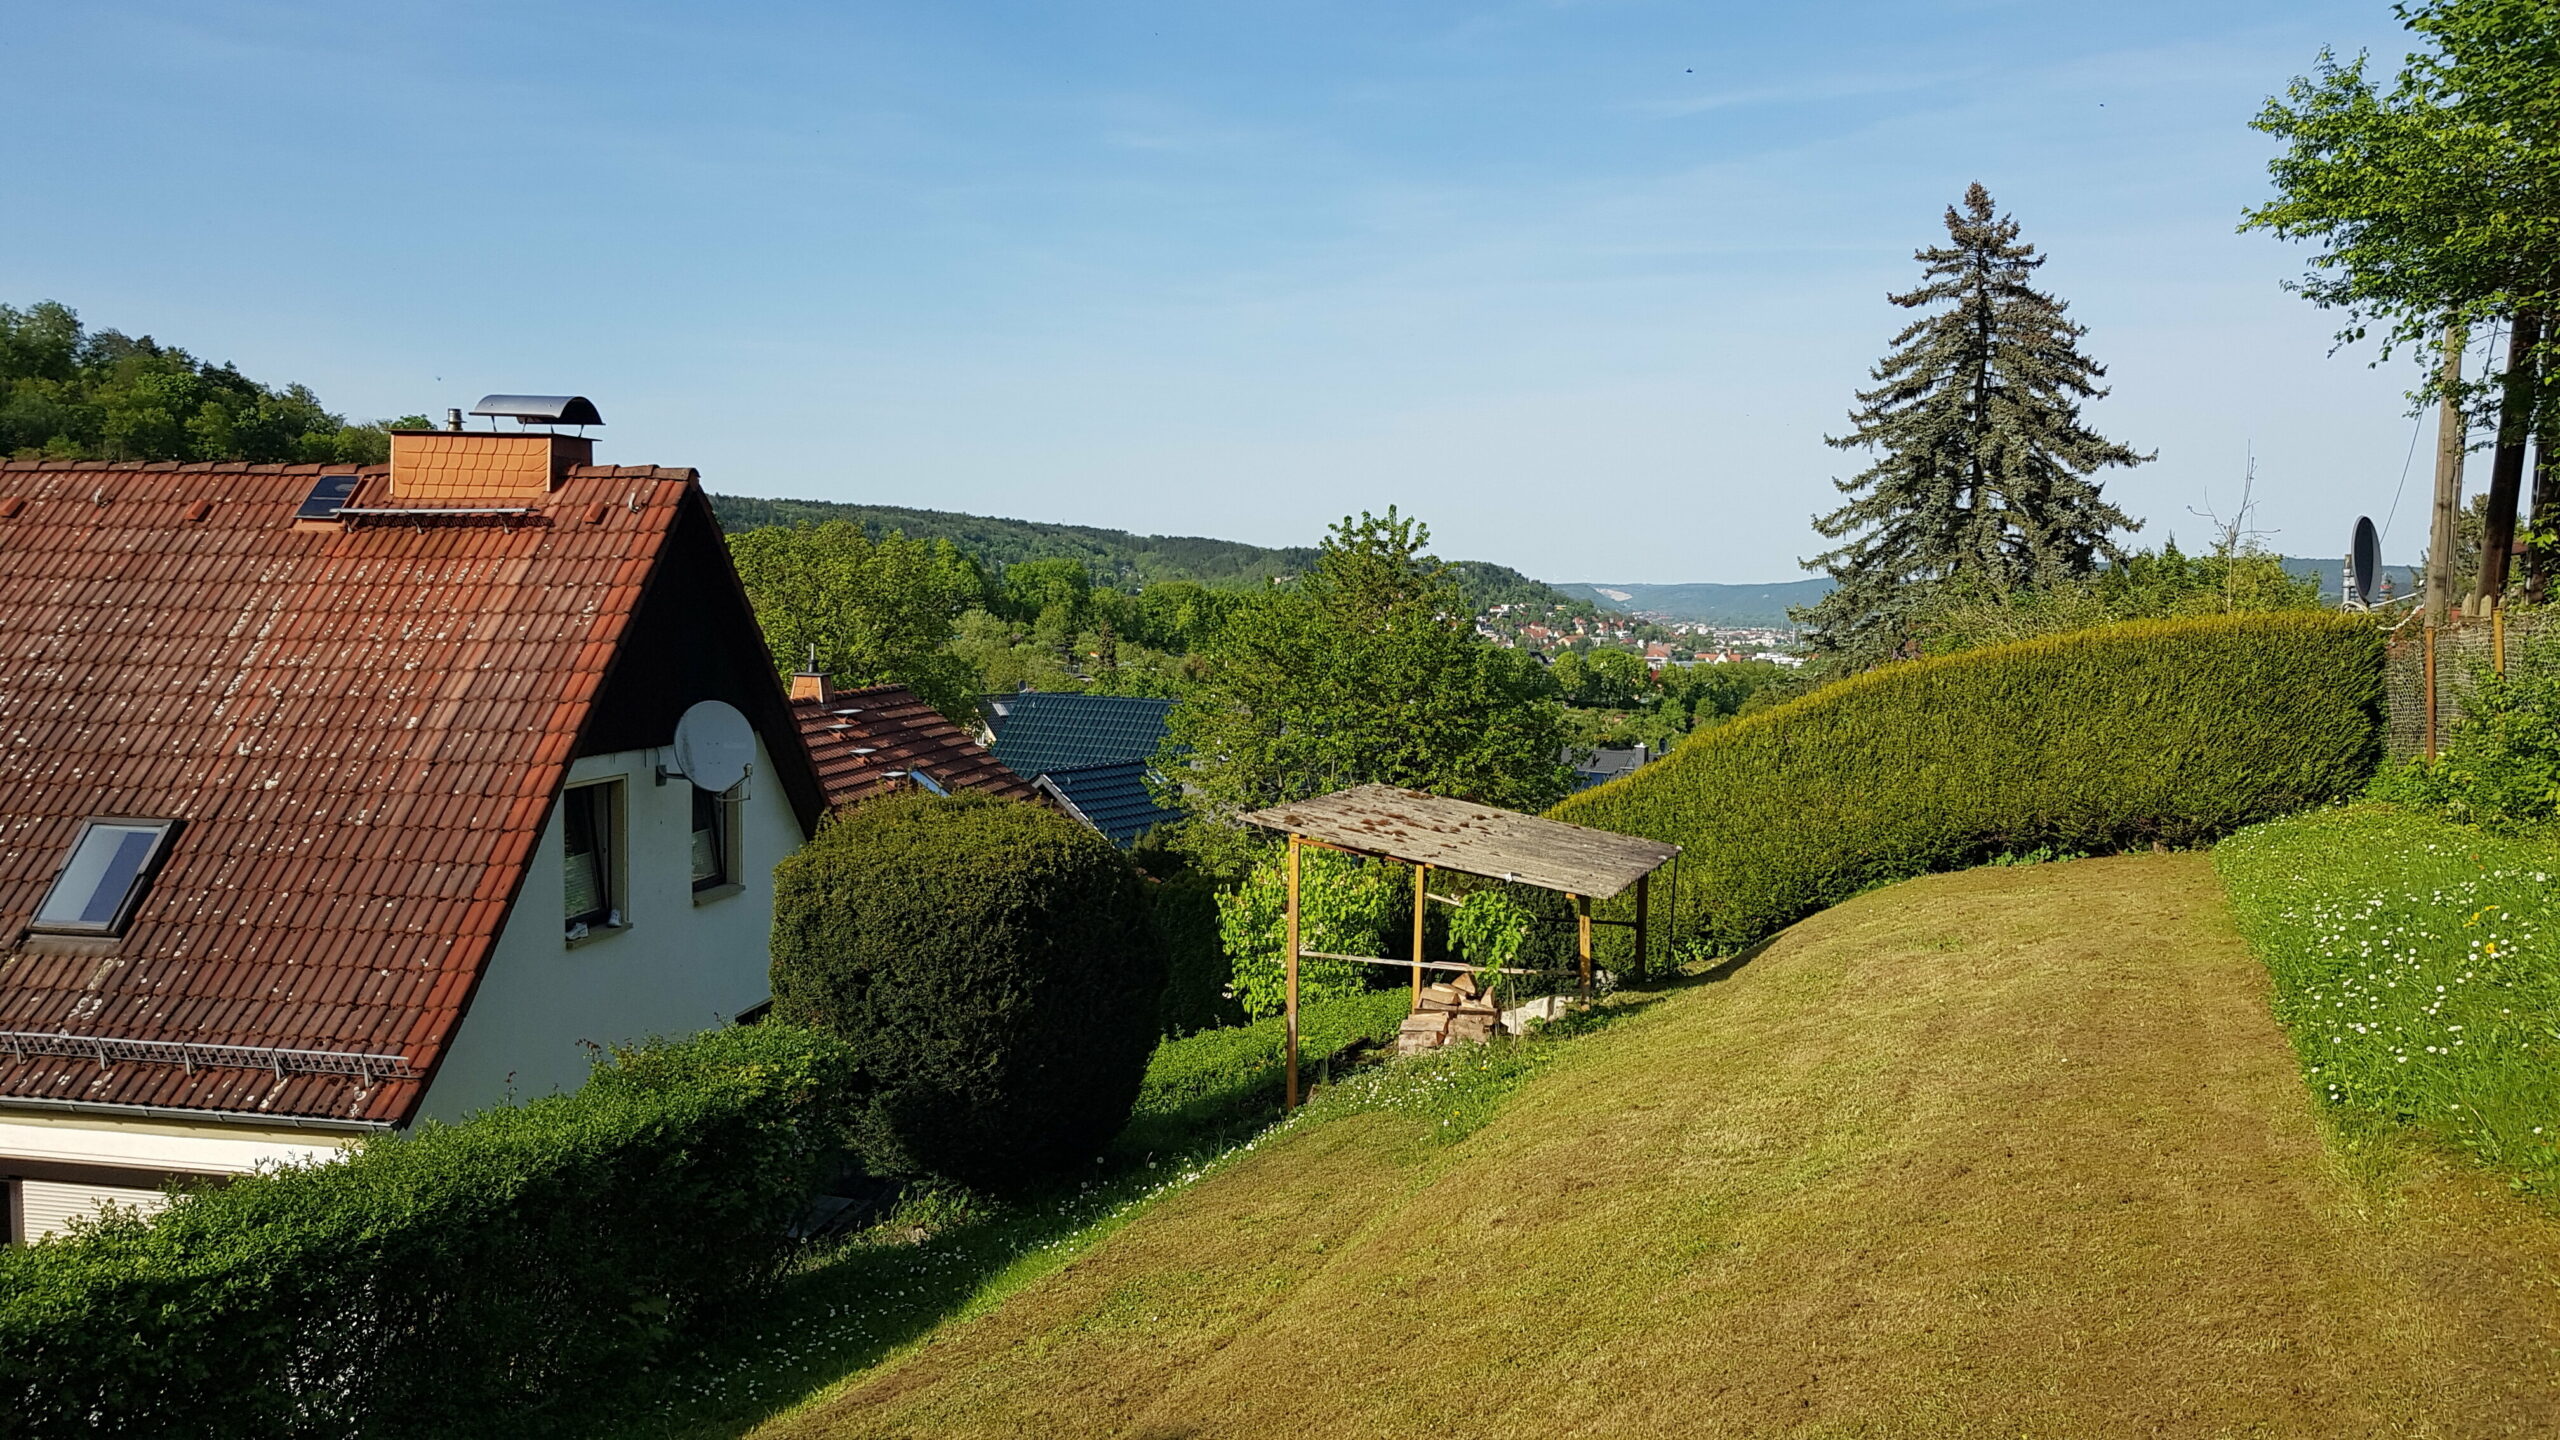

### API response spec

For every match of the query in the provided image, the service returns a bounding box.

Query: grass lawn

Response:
[2217,803,2560,1193]
[752,855,2560,1438]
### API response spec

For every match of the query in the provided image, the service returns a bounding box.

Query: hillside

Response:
[707,494,1609,622]
[755,856,2560,1438]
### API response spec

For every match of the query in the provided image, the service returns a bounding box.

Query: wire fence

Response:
[2383,607,2554,761]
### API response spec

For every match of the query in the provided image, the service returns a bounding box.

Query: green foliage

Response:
[1800,184,2149,667]
[1448,889,1535,991]
[1215,845,1404,1018]
[1149,870,1242,1036]
[0,299,407,463]
[1553,613,2386,954]
[0,1024,859,1440]
[2244,0,2560,398]
[2218,805,2560,1192]
[2371,628,2560,831]
[728,520,990,722]
[1911,540,2324,656]
[768,793,1168,1188]
[1161,509,1571,865]
[706,494,1606,623]
[1550,646,1649,708]
[1118,989,1413,1152]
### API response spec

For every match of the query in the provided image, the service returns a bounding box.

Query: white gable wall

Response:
[413,738,803,1124]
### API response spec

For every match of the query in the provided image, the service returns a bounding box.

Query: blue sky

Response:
[2,1,2447,581]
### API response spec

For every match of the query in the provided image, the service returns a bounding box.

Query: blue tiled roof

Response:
[986,693,1175,779]
[1036,762,1184,848]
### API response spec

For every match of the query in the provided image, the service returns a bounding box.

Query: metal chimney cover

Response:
[469,394,604,426]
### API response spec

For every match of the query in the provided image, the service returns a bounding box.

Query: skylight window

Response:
[31,819,179,936]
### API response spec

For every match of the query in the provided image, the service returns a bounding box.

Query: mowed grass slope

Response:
[763,856,2560,1438]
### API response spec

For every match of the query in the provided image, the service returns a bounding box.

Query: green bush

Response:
[2369,629,2560,832]
[1214,845,1406,1018]
[0,1023,859,1440]
[1552,613,2385,954]
[1118,989,1413,1154]
[770,792,1168,1188]
[2217,804,2560,1192]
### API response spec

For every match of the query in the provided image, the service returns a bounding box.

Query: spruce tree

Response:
[1796,184,2149,665]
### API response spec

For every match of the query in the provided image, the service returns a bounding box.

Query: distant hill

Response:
[1559,579,1832,628]
[707,495,1605,619]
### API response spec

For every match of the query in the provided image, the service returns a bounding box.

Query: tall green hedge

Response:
[770,792,1168,1188]
[0,1023,859,1440]
[1552,613,2384,955]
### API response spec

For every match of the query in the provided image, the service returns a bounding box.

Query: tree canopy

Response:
[0,300,412,463]
[726,520,990,722]
[1797,185,2148,668]
[1158,508,1570,867]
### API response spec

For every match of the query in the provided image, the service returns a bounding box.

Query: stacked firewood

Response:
[1396,970,1503,1055]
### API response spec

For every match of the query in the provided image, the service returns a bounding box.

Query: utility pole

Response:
[2426,321,2469,626]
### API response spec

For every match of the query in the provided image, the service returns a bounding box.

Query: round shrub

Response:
[769,792,1168,1188]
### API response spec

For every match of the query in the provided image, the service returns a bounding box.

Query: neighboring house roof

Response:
[1032,763,1184,848]
[0,458,821,1127]
[984,692,1174,779]
[792,682,1036,808]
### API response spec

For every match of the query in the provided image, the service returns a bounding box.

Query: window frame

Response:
[560,778,628,939]
[28,817,182,938]
[689,783,742,899]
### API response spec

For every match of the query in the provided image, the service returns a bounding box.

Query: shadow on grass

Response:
[585,987,1661,1440]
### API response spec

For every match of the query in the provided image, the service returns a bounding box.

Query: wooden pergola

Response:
[1236,784,1680,1108]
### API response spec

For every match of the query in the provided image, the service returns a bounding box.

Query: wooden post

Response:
[1410,862,1428,1007]
[1284,835,1302,1111]
[1574,892,1593,999]
[1633,872,1651,983]
[2425,625,2440,762]
[2427,320,2469,627]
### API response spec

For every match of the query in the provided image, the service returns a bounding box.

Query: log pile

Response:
[1396,970,1503,1055]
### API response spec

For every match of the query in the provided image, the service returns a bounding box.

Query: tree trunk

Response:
[2473,311,2544,606]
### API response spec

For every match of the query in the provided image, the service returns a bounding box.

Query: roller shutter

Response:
[14,1178,170,1241]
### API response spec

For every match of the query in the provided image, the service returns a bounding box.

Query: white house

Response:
[0,411,825,1240]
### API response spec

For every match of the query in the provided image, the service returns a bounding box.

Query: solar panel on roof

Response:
[294,475,361,520]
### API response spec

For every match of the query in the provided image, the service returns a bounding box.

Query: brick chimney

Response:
[790,671,832,704]
[387,430,593,501]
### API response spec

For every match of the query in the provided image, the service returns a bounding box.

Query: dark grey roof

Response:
[987,693,1175,779]
[1034,762,1183,848]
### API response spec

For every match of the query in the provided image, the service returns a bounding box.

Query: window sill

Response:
[692,882,745,906]
[564,922,630,951]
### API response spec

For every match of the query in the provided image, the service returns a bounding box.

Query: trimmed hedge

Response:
[1150,871,1242,1036]
[1552,613,2385,955]
[0,1023,859,1440]
[770,792,1168,1188]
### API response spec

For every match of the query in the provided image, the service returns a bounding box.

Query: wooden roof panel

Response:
[1236,784,1677,898]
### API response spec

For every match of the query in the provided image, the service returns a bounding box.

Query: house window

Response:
[31,818,180,936]
[690,785,734,892]
[562,781,623,935]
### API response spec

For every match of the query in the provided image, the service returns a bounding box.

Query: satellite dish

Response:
[671,700,755,792]
[2350,516,2381,608]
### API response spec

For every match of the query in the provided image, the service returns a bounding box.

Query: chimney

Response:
[790,671,832,704]
[388,393,600,501]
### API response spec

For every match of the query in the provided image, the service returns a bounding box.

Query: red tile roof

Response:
[0,458,811,1126]
[793,685,1036,808]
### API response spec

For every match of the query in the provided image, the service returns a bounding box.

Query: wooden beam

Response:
[1285,834,1302,1111]
[1635,871,1651,983]
[1574,892,1592,999]
[1300,949,1545,977]
[1412,862,1428,1007]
